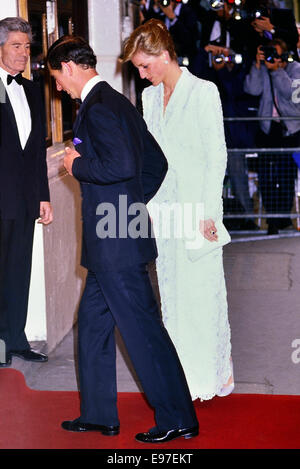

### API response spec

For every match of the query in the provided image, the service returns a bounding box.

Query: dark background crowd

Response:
[134,0,300,234]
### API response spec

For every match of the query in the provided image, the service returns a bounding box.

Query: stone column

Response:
[0,1,17,18]
[88,0,124,92]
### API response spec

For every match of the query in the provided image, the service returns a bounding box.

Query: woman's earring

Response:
[164,60,169,64]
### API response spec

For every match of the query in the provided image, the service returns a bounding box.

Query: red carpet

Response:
[0,369,300,449]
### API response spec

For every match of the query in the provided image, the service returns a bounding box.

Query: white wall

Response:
[88,0,124,92]
[0,1,17,19]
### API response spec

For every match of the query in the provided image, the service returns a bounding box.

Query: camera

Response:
[206,1,269,22]
[261,45,279,63]
[261,46,295,64]
[207,0,241,11]
[208,51,243,67]
[159,0,189,5]
[243,6,269,20]
[133,0,189,6]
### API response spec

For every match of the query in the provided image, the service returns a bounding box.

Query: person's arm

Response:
[141,127,168,204]
[166,5,199,57]
[36,87,53,225]
[271,9,299,52]
[269,62,300,101]
[37,88,50,203]
[71,103,137,184]
[243,48,264,96]
[200,82,227,222]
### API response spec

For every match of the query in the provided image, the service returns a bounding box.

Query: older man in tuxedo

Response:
[47,35,198,444]
[0,17,53,367]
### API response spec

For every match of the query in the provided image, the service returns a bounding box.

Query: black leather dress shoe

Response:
[0,353,12,368]
[61,418,120,436]
[10,349,48,362]
[135,425,199,443]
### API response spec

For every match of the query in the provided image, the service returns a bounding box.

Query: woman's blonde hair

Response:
[122,19,177,63]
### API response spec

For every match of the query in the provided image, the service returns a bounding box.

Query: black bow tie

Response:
[7,73,23,85]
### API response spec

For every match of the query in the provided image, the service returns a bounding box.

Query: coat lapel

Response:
[22,79,35,150]
[1,91,22,150]
[73,81,104,135]
[0,77,34,151]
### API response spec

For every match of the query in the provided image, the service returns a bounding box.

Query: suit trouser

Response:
[0,203,35,352]
[77,265,198,431]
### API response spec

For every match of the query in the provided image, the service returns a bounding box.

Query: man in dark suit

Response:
[47,35,198,444]
[0,17,53,367]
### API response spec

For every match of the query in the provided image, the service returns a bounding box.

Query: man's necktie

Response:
[7,73,23,85]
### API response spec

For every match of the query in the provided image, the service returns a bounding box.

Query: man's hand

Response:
[204,44,226,56]
[38,201,53,225]
[252,16,274,35]
[205,45,231,71]
[255,45,265,69]
[159,3,176,20]
[64,146,81,176]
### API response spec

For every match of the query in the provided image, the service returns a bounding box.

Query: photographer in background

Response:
[139,0,164,22]
[244,39,300,235]
[192,0,250,54]
[244,0,299,61]
[139,1,199,67]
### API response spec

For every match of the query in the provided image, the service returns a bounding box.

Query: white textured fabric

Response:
[0,67,31,149]
[143,67,232,401]
[81,74,102,102]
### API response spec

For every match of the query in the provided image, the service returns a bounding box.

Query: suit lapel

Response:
[73,102,85,135]
[73,81,104,135]
[0,77,35,151]
[22,79,35,150]
[0,81,22,150]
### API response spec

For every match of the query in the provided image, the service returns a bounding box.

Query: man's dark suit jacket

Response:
[0,77,50,219]
[72,80,168,272]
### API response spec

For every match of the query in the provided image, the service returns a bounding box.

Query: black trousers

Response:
[77,265,198,431]
[0,201,35,352]
[257,123,299,229]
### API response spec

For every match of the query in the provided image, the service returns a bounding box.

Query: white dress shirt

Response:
[0,66,32,149]
[210,20,231,48]
[81,74,102,103]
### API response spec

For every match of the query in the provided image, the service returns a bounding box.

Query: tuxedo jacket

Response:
[0,77,50,219]
[72,81,168,272]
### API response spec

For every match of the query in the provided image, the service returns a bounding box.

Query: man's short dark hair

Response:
[47,35,97,70]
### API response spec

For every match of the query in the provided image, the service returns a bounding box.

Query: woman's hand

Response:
[199,219,218,242]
